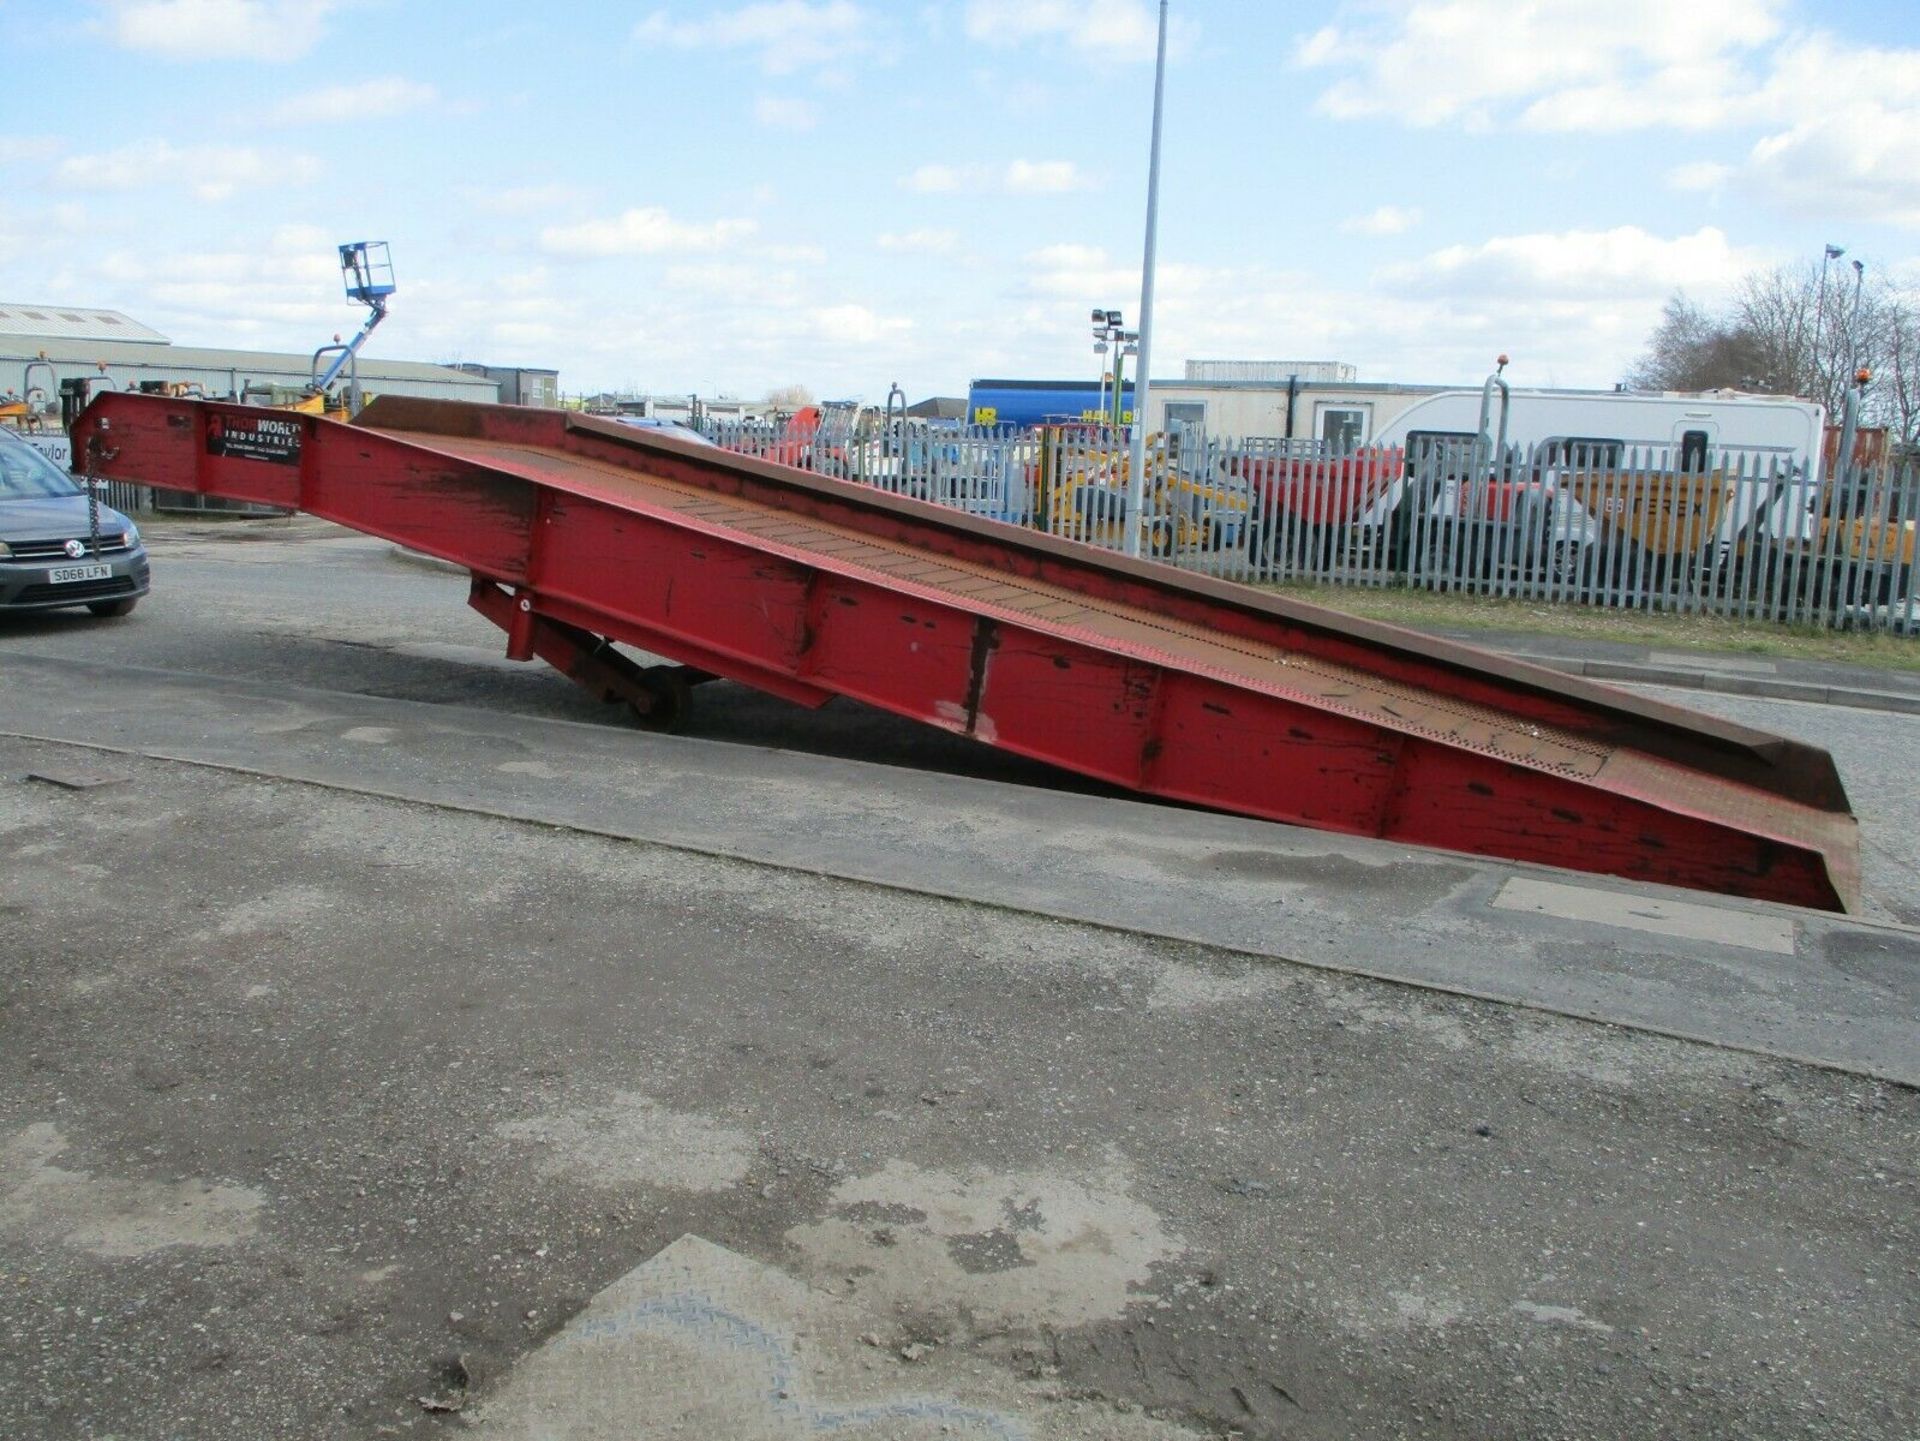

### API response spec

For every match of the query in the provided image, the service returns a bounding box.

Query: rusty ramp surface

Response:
[74,393,1860,912]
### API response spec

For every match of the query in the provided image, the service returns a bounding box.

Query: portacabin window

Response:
[1318,405,1368,454]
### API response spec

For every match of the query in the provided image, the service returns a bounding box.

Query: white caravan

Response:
[1374,387,1826,472]
[1355,385,1828,571]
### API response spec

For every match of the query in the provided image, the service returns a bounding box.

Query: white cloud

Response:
[461,182,588,216]
[634,2,870,75]
[1340,205,1421,237]
[1732,38,1920,228]
[100,0,339,61]
[1007,235,1769,396]
[760,242,830,264]
[1379,226,1767,302]
[809,303,911,345]
[1667,162,1734,192]
[877,228,959,254]
[963,0,1178,62]
[1021,242,1139,300]
[1744,103,1920,229]
[539,207,758,257]
[1295,6,1920,230]
[269,77,437,126]
[55,139,322,201]
[901,163,968,193]
[658,262,811,311]
[754,95,818,130]
[89,227,348,338]
[899,161,1090,195]
[1004,159,1089,194]
[1297,0,1783,130]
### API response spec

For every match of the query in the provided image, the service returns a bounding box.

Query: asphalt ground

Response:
[1,519,1916,1439]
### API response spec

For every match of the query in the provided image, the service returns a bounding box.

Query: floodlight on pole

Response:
[1122,0,1170,559]
[1094,307,1124,422]
[1818,244,1845,392]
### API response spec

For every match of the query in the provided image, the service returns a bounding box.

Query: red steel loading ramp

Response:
[75,393,1860,914]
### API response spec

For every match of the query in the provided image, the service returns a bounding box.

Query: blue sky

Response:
[4,0,1916,402]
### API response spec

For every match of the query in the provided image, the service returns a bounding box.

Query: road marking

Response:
[1492,875,1795,954]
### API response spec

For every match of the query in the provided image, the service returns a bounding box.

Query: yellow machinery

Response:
[1033,425,1249,554]
[1558,464,1734,585]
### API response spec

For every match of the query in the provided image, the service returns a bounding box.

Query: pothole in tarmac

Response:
[0,1122,263,1258]
[787,1155,1183,1333]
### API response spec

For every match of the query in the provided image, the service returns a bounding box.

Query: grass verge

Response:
[1267,582,1920,674]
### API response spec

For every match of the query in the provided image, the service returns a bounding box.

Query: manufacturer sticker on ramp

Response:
[206,414,302,465]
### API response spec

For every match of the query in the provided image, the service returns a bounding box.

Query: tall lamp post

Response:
[1848,258,1866,376]
[1122,0,1170,558]
[1092,309,1111,422]
[1819,244,1844,398]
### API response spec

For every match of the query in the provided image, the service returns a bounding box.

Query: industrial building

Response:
[0,303,503,411]
[579,392,777,426]
[969,360,1452,446]
[454,363,560,408]
[1149,361,1450,448]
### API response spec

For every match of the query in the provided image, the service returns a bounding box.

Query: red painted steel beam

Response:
[72,392,1860,913]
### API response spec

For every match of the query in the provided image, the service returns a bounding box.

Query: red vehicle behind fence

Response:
[1226,445,1403,566]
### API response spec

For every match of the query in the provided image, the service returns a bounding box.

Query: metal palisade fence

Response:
[701,416,1919,635]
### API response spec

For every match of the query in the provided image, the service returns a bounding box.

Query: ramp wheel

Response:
[632,665,692,733]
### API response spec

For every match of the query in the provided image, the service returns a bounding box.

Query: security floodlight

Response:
[1825,244,1845,260]
[1091,308,1107,324]
[1105,309,1123,327]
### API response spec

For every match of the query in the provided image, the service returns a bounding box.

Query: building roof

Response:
[1184,359,1356,383]
[906,396,967,419]
[0,304,169,345]
[0,334,497,390]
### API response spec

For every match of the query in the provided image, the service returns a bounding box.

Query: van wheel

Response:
[87,598,138,618]
[1547,542,1583,590]
[1887,563,1914,607]
[1425,529,1464,589]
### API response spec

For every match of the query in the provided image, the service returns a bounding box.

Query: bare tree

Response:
[1878,298,1920,447]
[764,383,814,409]
[1733,263,1825,401]
[1625,293,1765,392]
[1627,258,1919,433]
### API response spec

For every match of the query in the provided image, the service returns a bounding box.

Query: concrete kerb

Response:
[1515,653,1920,716]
